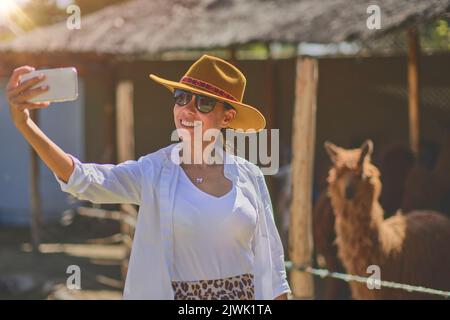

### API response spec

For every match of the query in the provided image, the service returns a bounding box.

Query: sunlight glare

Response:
[0,0,17,16]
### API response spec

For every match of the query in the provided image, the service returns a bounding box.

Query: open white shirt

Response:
[54,143,291,299]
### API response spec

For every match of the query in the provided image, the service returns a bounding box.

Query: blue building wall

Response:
[0,78,85,225]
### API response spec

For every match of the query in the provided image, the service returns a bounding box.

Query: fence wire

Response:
[285,261,450,299]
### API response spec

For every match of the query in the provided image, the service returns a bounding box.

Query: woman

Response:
[6,55,291,300]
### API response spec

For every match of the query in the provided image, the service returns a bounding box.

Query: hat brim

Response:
[149,74,266,131]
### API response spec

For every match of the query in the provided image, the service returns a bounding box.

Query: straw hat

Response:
[149,54,266,131]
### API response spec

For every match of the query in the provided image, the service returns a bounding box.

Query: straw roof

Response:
[1,0,449,55]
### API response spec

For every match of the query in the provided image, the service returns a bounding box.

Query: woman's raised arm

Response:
[6,66,74,183]
[6,66,144,205]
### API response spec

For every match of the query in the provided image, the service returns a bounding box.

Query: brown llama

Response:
[324,140,450,299]
[312,143,412,300]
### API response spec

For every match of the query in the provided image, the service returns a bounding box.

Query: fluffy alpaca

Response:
[324,140,450,299]
[312,143,412,300]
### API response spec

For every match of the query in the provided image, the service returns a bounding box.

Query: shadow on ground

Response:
[0,211,125,300]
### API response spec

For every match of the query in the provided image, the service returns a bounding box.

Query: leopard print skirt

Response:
[171,273,254,300]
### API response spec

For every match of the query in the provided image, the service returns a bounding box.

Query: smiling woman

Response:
[4,55,291,300]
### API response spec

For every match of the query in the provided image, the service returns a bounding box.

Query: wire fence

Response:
[285,261,450,299]
[80,205,450,298]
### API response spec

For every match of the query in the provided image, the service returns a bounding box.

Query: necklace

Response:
[182,164,208,184]
[195,177,204,184]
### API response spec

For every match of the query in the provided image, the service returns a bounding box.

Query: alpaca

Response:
[324,140,450,299]
[312,143,412,300]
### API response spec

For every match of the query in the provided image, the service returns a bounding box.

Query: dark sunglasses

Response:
[173,89,234,113]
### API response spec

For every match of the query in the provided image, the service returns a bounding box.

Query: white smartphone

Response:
[20,67,79,103]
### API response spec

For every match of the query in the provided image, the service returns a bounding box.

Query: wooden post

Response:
[29,109,42,252]
[407,27,420,155]
[228,46,239,156]
[116,80,137,280]
[264,42,276,211]
[116,81,135,162]
[265,42,275,131]
[229,45,237,65]
[103,71,117,163]
[289,57,318,299]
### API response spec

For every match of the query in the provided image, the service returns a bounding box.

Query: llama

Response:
[312,143,412,300]
[324,140,450,299]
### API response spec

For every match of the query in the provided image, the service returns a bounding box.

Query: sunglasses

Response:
[173,89,233,113]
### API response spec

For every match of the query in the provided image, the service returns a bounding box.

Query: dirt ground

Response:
[0,211,125,300]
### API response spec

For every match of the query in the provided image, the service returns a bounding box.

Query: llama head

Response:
[324,140,381,206]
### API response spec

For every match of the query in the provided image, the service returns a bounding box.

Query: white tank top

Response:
[172,167,258,281]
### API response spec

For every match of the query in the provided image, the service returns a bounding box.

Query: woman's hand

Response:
[5,65,74,183]
[6,66,50,128]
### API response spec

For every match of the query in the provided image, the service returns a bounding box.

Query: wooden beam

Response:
[265,43,275,130]
[102,70,117,163]
[116,80,136,281]
[116,81,135,162]
[0,52,112,77]
[29,109,42,252]
[76,206,136,228]
[407,27,420,155]
[289,57,318,299]
[229,45,237,65]
[264,42,276,203]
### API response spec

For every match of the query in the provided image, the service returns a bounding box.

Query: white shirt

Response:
[54,143,291,299]
[173,168,257,281]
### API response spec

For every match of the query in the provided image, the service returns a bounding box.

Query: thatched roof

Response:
[1,0,449,55]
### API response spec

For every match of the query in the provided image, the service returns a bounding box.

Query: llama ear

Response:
[358,139,374,165]
[324,141,340,164]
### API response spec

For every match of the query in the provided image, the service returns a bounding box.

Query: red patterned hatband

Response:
[180,76,239,102]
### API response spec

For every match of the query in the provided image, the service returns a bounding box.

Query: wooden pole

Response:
[265,42,275,131]
[29,109,42,252]
[103,70,117,163]
[229,45,237,66]
[116,80,137,280]
[407,27,420,155]
[116,81,135,163]
[289,57,318,299]
[264,42,276,208]
[227,46,239,156]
